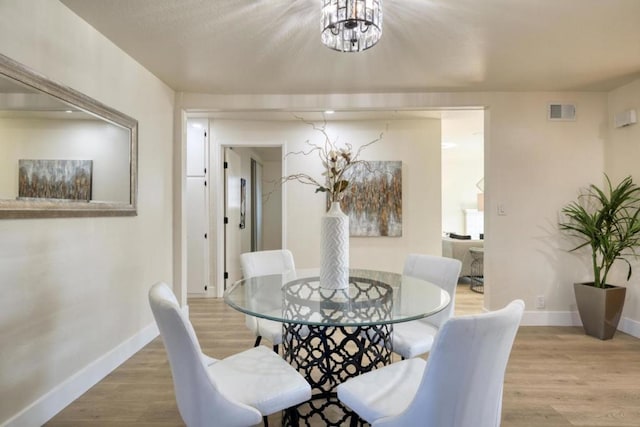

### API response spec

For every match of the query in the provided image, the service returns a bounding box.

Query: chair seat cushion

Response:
[209,345,311,415]
[337,358,426,424]
[392,320,439,359]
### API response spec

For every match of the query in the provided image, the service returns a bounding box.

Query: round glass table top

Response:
[224,268,451,327]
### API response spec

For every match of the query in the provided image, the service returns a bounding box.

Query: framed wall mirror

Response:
[0,53,138,218]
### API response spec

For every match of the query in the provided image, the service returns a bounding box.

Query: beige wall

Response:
[483,92,606,317]
[209,118,442,277]
[0,0,174,425]
[178,91,610,322]
[290,119,442,272]
[262,159,283,250]
[606,77,640,331]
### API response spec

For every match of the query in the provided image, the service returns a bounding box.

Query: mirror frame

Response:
[0,53,138,218]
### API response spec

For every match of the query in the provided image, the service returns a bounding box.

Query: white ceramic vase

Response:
[320,202,350,290]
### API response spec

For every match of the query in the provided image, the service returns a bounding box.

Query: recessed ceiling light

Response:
[65,110,73,113]
[325,110,335,114]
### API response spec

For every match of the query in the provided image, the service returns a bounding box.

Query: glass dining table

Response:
[224,268,450,426]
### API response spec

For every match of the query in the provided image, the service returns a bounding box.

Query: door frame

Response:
[212,136,287,297]
[178,110,488,304]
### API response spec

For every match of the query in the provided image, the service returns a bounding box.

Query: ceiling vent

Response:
[548,103,576,121]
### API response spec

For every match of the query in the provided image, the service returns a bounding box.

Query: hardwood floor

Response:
[46,283,640,426]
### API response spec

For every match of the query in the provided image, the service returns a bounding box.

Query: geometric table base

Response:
[283,323,392,426]
[281,276,394,426]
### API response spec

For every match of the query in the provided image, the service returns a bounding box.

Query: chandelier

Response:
[321,0,383,53]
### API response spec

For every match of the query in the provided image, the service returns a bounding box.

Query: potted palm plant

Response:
[560,175,640,339]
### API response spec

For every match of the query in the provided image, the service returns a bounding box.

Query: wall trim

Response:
[521,311,640,339]
[521,310,582,327]
[3,322,160,427]
[619,316,640,338]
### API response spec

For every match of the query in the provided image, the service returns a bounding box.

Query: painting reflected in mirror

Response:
[0,53,137,218]
[18,159,93,201]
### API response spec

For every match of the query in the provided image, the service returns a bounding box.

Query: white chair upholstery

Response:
[338,299,525,427]
[149,282,311,427]
[240,249,296,352]
[392,254,462,359]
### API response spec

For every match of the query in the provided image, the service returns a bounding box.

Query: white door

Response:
[186,123,209,294]
[224,147,242,289]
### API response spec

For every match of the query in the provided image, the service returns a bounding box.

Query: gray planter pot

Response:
[574,282,626,340]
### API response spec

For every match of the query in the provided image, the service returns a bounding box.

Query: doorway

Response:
[183,110,488,299]
[440,110,485,303]
[220,145,284,294]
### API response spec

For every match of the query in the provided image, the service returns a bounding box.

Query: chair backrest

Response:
[240,250,296,333]
[403,254,462,327]
[377,300,525,427]
[240,249,296,278]
[148,282,261,427]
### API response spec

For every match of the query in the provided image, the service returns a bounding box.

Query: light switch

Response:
[497,204,506,216]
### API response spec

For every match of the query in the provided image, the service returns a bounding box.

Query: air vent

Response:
[548,103,576,121]
[614,109,637,128]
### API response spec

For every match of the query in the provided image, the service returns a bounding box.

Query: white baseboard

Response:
[521,311,640,339]
[619,316,640,338]
[3,322,160,427]
[521,310,582,326]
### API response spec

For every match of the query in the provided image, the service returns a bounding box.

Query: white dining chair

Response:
[240,249,296,353]
[149,282,311,427]
[337,299,525,427]
[392,253,462,359]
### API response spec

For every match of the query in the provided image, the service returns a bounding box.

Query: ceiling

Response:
[60,0,640,95]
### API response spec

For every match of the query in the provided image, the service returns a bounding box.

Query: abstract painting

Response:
[339,161,402,237]
[18,159,93,201]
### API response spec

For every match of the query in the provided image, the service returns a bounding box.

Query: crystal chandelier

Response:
[321,0,383,53]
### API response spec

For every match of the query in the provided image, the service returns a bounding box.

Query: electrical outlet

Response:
[535,295,545,309]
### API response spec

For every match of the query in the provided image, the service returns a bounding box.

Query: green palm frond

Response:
[560,175,640,288]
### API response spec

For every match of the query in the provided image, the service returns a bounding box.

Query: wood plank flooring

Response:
[46,284,640,426]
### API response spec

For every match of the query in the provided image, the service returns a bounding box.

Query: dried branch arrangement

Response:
[283,117,384,203]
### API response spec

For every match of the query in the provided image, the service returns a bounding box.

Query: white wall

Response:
[0,1,174,425]
[0,118,130,202]
[606,77,640,331]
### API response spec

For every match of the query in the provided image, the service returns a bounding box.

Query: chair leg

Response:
[273,344,279,353]
[254,336,262,347]
[284,407,300,427]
